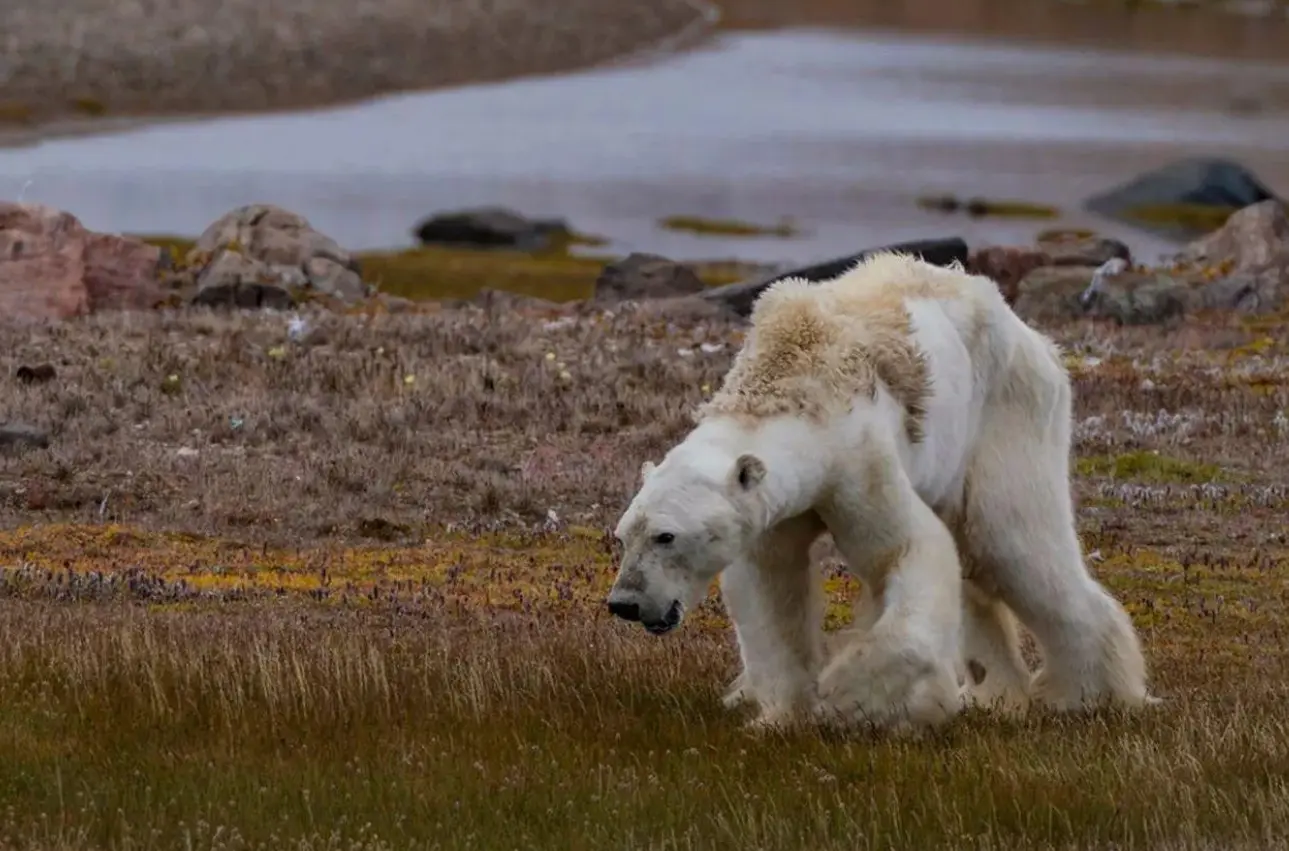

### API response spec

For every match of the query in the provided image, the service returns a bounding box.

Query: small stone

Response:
[1035,232,1132,268]
[0,423,49,451]
[193,250,296,310]
[304,256,366,302]
[593,253,705,303]
[15,363,56,384]
[966,246,1052,304]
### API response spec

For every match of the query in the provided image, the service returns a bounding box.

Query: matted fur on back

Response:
[697,252,981,443]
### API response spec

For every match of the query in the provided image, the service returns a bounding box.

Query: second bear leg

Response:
[719,511,827,727]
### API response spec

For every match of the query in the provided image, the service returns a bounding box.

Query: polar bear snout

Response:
[607,599,642,622]
[606,588,683,635]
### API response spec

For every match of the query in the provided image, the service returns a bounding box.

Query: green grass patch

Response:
[1122,203,1243,233]
[658,215,800,238]
[917,195,1061,219]
[132,235,749,303]
[1076,450,1223,483]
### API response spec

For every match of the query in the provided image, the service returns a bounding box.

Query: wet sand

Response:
[2,28,1287,265]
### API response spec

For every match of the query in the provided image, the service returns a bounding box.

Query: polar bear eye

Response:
[654,532,675,545]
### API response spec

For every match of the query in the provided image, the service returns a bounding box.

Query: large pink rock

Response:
[0,203,89,322]
[83,232,167,312]
[0,202,165,322]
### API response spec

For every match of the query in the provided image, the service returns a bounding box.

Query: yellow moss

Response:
[353,246,749,302]
[966,199,1061,219]
[0,102,34,124]
[658,215,799,238]
[1076,451,1222,483]
[0,523,881,635]
[68,96,107,116]
[1122,202,1289,234]
[917,195,1061,219]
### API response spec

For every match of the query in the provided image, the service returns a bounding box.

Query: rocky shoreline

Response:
[0,0,718,138]
[1,192,1286,329]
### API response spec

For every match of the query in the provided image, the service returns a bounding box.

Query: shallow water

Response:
[3,28,1289,266]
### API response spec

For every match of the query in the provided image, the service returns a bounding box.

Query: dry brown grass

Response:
[2,301,1289,849]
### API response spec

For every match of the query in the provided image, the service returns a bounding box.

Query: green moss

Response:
[657,215,799,238]
[68,96,107,117]
[1076,451,1222,484]
[135,234,197,263]
[354,246,612,302]
[917,195,1060,219]
[131,235,747,303]
[968,199,1061,219]
[1122,203,1241,232]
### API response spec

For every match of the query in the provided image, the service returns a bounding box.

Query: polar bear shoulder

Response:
[698,252,1002,442]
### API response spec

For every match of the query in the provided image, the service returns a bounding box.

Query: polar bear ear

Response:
[639,460,657,483]
[732,454,766,491]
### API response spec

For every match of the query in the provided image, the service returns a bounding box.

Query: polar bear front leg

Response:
[814,450,965,733]
[719,511,827,728]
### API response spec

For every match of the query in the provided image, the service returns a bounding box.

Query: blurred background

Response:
[2,0,1288,275]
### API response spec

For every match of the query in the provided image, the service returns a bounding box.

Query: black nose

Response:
[608,601,641,622]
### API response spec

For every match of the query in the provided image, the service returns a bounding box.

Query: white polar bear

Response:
[606,252,1153,732]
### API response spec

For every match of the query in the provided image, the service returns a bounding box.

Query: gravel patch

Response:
[0,0,719,127]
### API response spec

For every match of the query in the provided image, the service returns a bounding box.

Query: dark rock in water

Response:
[697,237,969,317]
[15,363,56,384]
[0,423,49,451]
[1084,158,1283,238]
[593,253,706,303]
[413,207,571,251]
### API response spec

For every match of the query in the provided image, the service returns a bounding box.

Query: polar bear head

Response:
[606,449,767,634]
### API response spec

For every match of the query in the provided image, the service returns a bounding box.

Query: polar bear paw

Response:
[722,672,754,710]
[814,640,962,733]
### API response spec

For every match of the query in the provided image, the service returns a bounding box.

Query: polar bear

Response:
[606,252,1152,731]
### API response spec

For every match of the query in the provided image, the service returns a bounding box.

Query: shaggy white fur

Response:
[607,252,1153,733]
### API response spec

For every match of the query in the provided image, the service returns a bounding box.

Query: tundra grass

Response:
[2,305,1289,850]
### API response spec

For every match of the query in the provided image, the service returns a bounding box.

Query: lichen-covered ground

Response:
[2,301,1289,850]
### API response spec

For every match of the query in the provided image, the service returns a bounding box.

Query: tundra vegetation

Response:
[1,298,1288,850]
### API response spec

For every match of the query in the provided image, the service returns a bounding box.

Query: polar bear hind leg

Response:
[959,578,1033,715]
[960,332,1152,711]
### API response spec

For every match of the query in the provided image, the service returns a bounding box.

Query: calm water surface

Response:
[2,28,1289,265]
